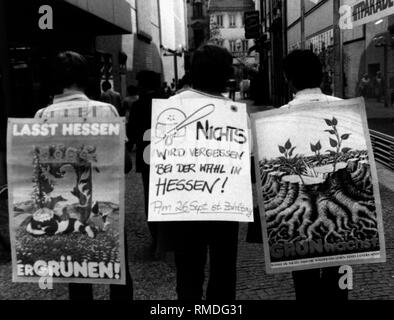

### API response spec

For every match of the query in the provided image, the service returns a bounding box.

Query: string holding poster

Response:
[7,118,126,284]
[149,98,253,222]
[252,98,386,273]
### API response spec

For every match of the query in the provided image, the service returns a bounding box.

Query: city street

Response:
[3,0,394,303]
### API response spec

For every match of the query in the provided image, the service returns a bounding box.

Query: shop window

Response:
[229,40,237,53]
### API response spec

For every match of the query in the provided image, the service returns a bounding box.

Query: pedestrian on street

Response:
[281,49,348,301]
[160,44,242,300]
[123,85,139,125]
[126,70,164,257]
[35,51,133,300]
[100,80,123,116]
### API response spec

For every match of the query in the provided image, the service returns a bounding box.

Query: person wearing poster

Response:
[281,50,347,300]
[34,51,133,300]
[157,44,247,300]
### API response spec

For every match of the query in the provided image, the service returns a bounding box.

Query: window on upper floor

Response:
[229,14,236,28]
[242,40,249,53]
[193,1,203,19]
[216,15,223,27]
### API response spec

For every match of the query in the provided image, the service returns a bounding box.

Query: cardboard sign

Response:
[252,98,386,273]
[149,98,253,222]
[7,118,126,284]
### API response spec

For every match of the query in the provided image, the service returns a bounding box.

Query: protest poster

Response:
[252,98,386,273]
[7,118,126,284]
[149,97,253,222]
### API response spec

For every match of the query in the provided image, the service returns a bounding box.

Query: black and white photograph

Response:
[252,98,386,273]
[0,0,394,307]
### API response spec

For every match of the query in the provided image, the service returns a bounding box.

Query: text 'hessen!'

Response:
[12,123,121,137]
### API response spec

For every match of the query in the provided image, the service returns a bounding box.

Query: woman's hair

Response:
[283,49,323,91]
[190,44,234,93]
[53,51,89,93]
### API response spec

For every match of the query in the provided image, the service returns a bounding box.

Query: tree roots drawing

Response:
[261,156,378,248]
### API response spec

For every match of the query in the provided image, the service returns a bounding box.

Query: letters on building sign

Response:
[352,0,394,27]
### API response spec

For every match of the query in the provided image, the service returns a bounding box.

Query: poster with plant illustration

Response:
[7,118,126,284]
[252,98,386,273]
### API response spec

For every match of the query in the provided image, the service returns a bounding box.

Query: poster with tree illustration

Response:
[7,118,126,284]
[252,98,386,273]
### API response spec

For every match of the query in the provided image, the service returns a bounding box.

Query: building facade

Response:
[96,0,188,95]
[207,0,256,82]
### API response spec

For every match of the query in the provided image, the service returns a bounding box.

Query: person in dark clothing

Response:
[100,80,123,115]
[282,50,348,301]
[123,85,139,125]
[127,70,163,255]
[165,45,240,301]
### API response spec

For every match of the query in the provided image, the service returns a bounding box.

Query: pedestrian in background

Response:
[35,51,133,300]
[358,73,371,99]
[123,85,139,124]
[374,71,384,104]
[100,80,123,115]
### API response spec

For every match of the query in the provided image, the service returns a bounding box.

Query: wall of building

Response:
[304,0,333,39]
[97,0,187,92]
[344,40,365,97]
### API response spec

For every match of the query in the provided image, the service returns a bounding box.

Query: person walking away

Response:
[281,49,349,301]
[123,85,139,125]
[35,51,133,300]
[100,80,123,116]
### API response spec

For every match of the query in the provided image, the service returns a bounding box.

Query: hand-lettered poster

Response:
[252,98,386,273]
[149,98,253,222]
[7,118,126,284]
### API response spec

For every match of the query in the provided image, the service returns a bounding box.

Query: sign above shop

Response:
[350,0,394,27]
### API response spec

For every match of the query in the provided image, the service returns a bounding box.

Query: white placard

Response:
[148,98,253,222]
